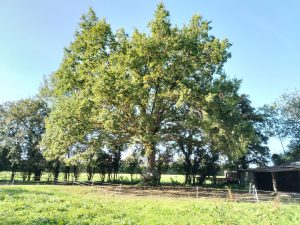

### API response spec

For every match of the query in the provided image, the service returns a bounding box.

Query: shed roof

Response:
[240,161,300,173]
[279,161,300,168]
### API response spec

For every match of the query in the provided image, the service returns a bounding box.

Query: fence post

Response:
[249,183,259,203]
[254,186,259,203]
[196,186,199,198]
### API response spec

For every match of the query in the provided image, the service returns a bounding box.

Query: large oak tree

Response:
[42,4,255,183]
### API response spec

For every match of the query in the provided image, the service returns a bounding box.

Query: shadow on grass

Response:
[0,186,55,197]
[1,216,68,225]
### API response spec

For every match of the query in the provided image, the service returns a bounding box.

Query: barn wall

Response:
[254,172,273,191]
[276,171,300,193]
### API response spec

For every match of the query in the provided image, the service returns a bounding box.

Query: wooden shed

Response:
[239,162,300,193]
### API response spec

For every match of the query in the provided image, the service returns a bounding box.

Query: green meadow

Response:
[0,185,299,225]
[0,172,186,184]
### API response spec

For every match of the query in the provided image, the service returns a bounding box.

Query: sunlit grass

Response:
[0,185,299,225]
[0,171,186,184]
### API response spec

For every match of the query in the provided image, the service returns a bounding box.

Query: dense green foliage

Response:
[0,4,299,225]
[0,4,276,185]
[39,4,266,183]
[0,98,49,181]
[0,185,299,225]
[264,90,300,165]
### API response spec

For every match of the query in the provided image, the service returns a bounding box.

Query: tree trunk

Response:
[64,166,70,181]
[73,166,79,182]
[148,151,156,174]
[27,171,32,181]
[112,149,121,181]
[34,170,42,181]
[11,167,16,181]
[178,140,192,185]
[142,142,159,184]
[184,155,192,184]
[53,163,60,182]
[100,172,105,182]
[198,174,206,185]
[87,164,94,182]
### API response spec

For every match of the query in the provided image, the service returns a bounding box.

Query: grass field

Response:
[0,172,226,186]
[0,172,187,184]
[0,185,299,225]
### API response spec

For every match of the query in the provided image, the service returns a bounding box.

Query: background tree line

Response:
[1,4,298,184]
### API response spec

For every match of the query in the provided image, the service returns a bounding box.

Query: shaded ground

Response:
[4,181,299,203]
[88,184,300,203]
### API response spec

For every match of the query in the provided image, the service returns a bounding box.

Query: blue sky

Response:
[0,0,299,154]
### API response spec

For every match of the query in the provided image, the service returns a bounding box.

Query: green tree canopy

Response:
[0,98,49,180]
[267,90,300,164]
[42,4,257,183]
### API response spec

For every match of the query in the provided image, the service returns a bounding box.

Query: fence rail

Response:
[1,172,300,204]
